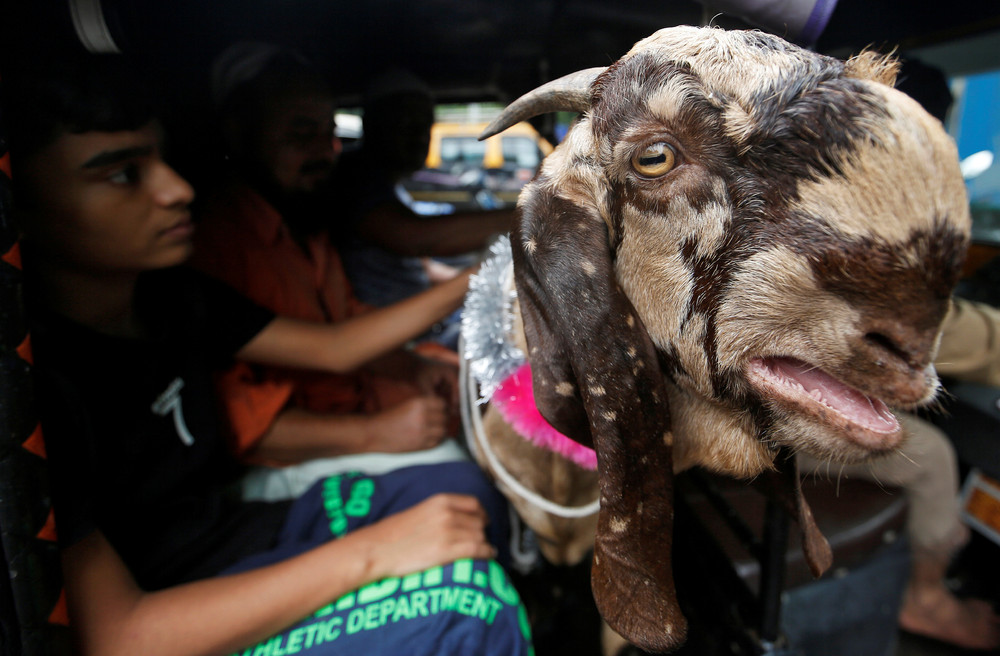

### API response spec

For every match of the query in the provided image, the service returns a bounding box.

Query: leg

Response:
[231,558,533,656]
[225,463,531,654]
[227,461,512,572]
[799,414,1000,649]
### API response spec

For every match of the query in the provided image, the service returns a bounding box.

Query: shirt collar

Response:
[229,180,288,246]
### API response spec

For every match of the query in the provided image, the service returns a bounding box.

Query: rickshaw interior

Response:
[2,1,1000,655]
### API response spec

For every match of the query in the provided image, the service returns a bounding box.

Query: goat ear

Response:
[512,183,688,652]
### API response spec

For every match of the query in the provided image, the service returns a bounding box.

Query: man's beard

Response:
[245,163,335,237]
[277,184,335,237]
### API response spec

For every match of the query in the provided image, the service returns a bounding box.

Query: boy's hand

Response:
[421,257,462,284]
[362,494,496,579]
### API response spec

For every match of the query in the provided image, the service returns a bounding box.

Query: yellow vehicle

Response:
[406,121,555,208]
[425,121,554,171]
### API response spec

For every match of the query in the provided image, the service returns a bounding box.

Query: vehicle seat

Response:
[1,134,71,655]
[677,470,909,656]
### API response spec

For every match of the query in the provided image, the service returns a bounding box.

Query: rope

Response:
[459,339,601,519]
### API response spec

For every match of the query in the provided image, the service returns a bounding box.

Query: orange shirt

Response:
[190,181,378,456]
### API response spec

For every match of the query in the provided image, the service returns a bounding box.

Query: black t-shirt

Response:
[30,266,291,590]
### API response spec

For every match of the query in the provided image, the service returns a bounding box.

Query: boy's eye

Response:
[107,163,141,185]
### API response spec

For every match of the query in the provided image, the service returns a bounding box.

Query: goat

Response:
[460,25,970,654]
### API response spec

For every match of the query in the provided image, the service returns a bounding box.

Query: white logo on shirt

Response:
[151,377,195,446]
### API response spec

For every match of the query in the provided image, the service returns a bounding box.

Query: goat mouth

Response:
[747,356,900,449]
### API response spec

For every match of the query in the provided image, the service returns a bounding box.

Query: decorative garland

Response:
[461,235,524,403]
[491,363,597,471]
[459,237,599,518]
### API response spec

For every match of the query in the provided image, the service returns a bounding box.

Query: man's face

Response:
[250,91,341,195]
[16,122,196,274]
[366,94,434,175]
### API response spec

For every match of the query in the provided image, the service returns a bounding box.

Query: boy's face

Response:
[17,122,196,274]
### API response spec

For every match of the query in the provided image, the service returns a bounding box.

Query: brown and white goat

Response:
[461,25,970,654]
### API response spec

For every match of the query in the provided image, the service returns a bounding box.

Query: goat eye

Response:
[631,142,676,177]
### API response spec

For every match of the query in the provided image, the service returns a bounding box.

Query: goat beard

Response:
[751,449,833,578]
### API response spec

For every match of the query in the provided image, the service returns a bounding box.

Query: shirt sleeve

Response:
[161,268,292,457]
[936,297,1000,386]
[211,362,295,457]
[146,267,277,362]
[197,269,277,355]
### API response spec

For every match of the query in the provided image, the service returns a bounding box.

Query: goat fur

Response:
[466,25,970,653]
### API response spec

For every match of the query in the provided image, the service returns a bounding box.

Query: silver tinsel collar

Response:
[461,235,525,403]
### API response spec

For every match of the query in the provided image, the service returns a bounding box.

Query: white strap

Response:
[459,344,601,519]
[69,0,122,53]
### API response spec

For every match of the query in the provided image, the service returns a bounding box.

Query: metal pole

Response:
[758,497,791,649]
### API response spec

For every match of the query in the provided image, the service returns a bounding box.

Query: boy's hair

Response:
[5,54,160,164]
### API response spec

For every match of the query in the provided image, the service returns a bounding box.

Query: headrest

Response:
[363,67,433,108]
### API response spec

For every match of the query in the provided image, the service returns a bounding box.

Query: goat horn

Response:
[479,67,605,140]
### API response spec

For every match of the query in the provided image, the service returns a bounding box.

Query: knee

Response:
[408,461,506,507]
[893,414,959,488]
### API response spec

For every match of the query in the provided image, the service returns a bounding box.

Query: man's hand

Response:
[367,396,448,452]
[414,357,459,408]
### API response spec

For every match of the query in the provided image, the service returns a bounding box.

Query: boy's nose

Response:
[153,161,195,207]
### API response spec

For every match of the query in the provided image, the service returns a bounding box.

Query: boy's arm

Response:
[62,494,495,656]
[237,267,475,373]
[357,203,514,257]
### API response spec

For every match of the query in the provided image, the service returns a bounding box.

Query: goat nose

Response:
[849,319,942,404]
[862,321,939,371]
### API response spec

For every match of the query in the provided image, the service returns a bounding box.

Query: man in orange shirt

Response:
[190,44,469,499]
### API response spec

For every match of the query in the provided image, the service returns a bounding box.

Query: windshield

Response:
[950,69,1000,244]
